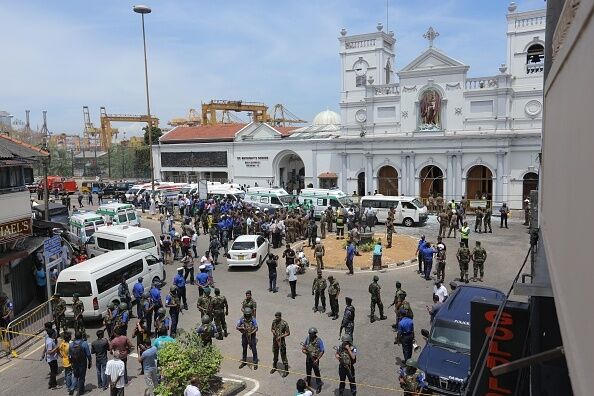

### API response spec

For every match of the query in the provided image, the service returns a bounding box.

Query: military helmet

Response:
[405,358,418,368]
[107,302,115,310]
[158,307,166,315]
[52,292,61,298]
[395,281,401,288]
[214,288,220,295]
[373,275,379,281]
[142,291,150,299]
[72,293,80,299]
[341,334,353,343]
[476,241,481,245]
[201,315,211,324]
[204,287,211,295]
[119,303,128,310]
[243,307,253,316]
[275,311,282,317]
[308,327,318,335]
[328,275,334,280]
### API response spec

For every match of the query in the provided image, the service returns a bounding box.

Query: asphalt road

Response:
[0,206,531,396]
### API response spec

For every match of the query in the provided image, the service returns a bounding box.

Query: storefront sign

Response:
[470,299,529,396]
[237,156,269,168]
[161,151,227,167]
[0,218,32,244]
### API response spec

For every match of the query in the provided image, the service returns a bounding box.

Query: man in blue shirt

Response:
[236,307,258,370]
[173,267,188,310]
[345,241,356,275]
[422,243,437,281]
[196,265,211,296]
[150,282,162,322]
[69,331,92,395]
[415,235,426,275]
[396,309,415,362]
[302,327,325,393]
[132,277,145,319]
[139,339,159,394]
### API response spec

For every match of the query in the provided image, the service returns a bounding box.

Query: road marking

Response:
[228,374,260,396]
[0,340,45,374]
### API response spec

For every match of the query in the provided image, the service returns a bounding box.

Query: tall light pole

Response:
[133,4,155,192]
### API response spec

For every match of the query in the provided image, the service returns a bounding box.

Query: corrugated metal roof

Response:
[0,134,49,159]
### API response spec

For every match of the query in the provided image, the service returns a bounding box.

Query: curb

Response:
[219,378,247,396]
[312,257,416,271]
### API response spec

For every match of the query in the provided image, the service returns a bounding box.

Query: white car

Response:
[226,235,269,268]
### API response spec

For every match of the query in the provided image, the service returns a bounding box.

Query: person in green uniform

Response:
[368,275,387,323]
[270,312,290,377]
[471,241,488,282]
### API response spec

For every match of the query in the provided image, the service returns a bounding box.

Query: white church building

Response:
[153,3,544,209]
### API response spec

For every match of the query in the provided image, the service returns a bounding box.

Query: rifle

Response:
[334,345,354,377]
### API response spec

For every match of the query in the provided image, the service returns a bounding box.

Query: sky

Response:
[0,0,544,137]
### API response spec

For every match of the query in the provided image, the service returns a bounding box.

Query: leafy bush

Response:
[156,330,223,396]
[341,238,380,252]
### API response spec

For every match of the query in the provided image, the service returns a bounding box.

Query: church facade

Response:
[153,4,544,209]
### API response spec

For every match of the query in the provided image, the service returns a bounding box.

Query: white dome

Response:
[312,109,341,126]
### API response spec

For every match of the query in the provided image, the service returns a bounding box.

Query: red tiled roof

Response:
[160,123,298,143]
[318,172,338,179]
[0,134,49,158]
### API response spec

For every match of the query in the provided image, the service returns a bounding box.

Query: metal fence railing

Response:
[1,300,52,357]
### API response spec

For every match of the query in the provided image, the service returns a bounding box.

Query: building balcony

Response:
[365,83,400,98]
[465,76,499,90]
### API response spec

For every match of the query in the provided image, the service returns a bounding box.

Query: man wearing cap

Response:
[133,277,145,320]
[415,235,426,274]
[471,240,487,282]
[241,290,257,318]
[327,276,340,320]
[212,288,229,338]
[302,327,324,393]
[436,242,447,283]
[196,265,211,297]
[399,358,428,396]
[197,287,213,319]
[237,307,259,370]
[311,270,327,313]
[456,241,471,283]
[174,268,188,310]
[340,297,355,339]
[270,312,290,377]
[368,275,387,323]
[150,282,162,323]
[51,292,67,336]
[396,309,415,362]
[336,333,357,396]
[314,238,325,270]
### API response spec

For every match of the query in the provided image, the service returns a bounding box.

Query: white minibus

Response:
[359,195,428,227]
[87,225,159,258]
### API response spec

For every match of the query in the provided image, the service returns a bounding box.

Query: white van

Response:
[243,187,293,212]
[298,188,354,218]
[208,187,245,202]
[68,211,106,245]
[87,225,159,258]
[55,250,165,320]
[359,195,428,227]
[96,202,140,226]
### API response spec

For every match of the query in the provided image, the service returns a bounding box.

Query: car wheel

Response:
[403,217,414,227]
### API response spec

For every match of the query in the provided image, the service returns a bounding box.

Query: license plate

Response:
[238,255,245,260]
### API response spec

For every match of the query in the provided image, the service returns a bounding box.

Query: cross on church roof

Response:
[423,26,439,47]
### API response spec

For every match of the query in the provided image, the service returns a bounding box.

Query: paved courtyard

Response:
[0,209,531,396]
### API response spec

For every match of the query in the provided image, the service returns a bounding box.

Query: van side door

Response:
[400,201,418,223]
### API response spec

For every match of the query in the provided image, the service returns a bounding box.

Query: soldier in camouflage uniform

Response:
[154,307,170,335]
[438,209,449,238]
[196,315,217,346]
[301,327,324,393]
[314,238,325,270]
[368,275,387,323]
[471,240,488,282]
[435,194,444,212]
[212,288,229,338]
[456,241,471,283]
[113,302,130,337]
[339,297,355,339]
[241,290,257,317]
[327,276,340,320]
[237,307,259,369]
[140,291,154,335]
[50,292,66,336]
[326,207,334,233]
[197,287,213,319]
[270,311,290,377]
[165,286,180,337]
[399,358,428,396]
[386,207,395,248]
[483,207,493,233]
[104,302,116,337]
[320,211,327,239]
[335,333,357,396]
[311,270,327,313]
[475,206,484,233]
[72,293,86,339]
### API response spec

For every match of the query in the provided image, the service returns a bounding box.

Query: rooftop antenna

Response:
[386,0,389,32]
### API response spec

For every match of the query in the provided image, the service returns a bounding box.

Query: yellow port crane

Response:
[82,106,103,150]
[168,108,201,127]
[201,100,270,125]
[99,107,159,150]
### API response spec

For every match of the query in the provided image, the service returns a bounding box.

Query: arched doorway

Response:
[378,166,398,195]
[419,165,444,198]
[275,151,305,193]
[466,165,493,199]
[523,172,538,199]
[357,172,365,196]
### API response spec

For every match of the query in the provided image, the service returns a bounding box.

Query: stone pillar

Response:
[311,150,318,188]
[447,154,454,201]
[365,153,373,194]
[408,153,416,196]
[457,152,463,199]
[400,154,407,195]
[340,152,348,192]
[496,151,505,203]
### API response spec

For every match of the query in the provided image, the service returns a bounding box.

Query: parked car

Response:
[225,235,269,268]
[417,284,505,395]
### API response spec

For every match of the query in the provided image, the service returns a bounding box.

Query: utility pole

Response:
[71,149,75,176]
[108,146,111,178]
[40,111,50,221]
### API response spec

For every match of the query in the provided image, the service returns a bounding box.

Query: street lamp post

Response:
[133,4,155,192]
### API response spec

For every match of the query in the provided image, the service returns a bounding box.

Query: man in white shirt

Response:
[105,350,126,395]
[184,377,202,396]
[433,280,449,303]
[286,261,299,299]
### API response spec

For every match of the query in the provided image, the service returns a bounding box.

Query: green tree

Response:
[143,125,163,145]
[156,330,223,396]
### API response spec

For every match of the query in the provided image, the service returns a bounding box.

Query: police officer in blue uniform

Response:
[150,281,162,323]
[132,277,145,319]
[173,267,188,310]
[396,308,415,362]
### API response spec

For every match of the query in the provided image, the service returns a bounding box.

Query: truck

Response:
[417,284,505,395]
[38,176,78,194]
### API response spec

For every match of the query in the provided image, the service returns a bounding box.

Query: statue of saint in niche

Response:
[419,89,441,128]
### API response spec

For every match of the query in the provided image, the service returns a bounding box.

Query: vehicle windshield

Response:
[56,281,92,297]
[338,196,353,206]
[127,188,139,195]
[231,241,256,250]
[430,320,470,353]
[412,198,425,208]
[279,195,293,205]
[180,187,191,194]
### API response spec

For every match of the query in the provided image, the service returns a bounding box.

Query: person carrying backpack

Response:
[68,331,92,395]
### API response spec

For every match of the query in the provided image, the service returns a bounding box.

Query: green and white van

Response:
[96,202,140,226]
[298,188,354,218]
[69,211,106,245]
[243,187,294,212]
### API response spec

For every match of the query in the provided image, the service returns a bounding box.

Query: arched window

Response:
[526,44,544,74]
